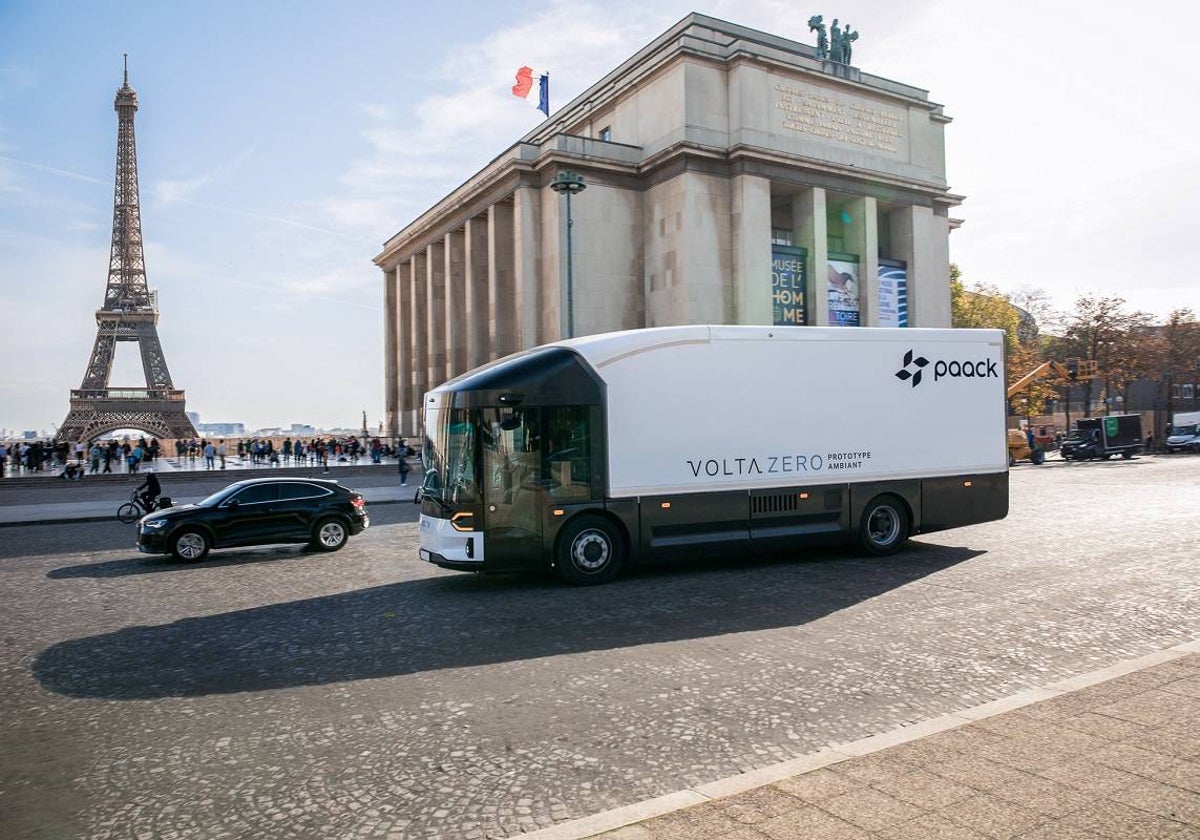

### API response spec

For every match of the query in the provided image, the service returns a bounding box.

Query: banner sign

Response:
[878,261,908,327]
[827,254,860,326]
[772,245,807,326]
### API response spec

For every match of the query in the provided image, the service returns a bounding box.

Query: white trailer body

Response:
[582,326,1008,496]
[416,326,1009,584]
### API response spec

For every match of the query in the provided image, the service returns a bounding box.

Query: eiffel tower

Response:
[56,58,197,444]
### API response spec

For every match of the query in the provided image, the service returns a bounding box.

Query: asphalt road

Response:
[2,456,1198,839]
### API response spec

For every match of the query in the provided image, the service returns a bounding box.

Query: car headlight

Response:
[141,519,168,530]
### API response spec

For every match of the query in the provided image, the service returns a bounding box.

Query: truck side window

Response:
[544,406,593,501]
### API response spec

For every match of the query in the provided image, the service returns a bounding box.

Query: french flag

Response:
[512,66,549,117]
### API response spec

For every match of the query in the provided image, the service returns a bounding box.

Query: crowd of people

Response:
[0,435,414,479]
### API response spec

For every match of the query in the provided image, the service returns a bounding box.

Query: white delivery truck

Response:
[1166,410,1200,453]
[416,325,1009,584]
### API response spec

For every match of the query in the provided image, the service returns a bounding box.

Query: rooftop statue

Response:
[807,15,829,59]
[809,14,859,64]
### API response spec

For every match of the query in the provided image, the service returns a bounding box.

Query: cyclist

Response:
[135,468,162,512]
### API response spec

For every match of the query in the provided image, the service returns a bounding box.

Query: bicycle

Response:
[117,491,159,524]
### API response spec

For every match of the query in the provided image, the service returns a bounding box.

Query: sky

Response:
[2,0,1197,436]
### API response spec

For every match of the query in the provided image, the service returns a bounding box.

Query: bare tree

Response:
[1059,295,1151,415]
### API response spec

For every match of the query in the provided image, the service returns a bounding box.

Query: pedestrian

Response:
[203,440,216,470]
[103,441,115,473]
[398,447,410,485]
[0,441,7,478]
[89,442,103,474]
[1145,433,1154,453]
[217,439,227,469]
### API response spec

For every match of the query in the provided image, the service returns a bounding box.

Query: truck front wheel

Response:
[858,495,909,556]
[555,516,625,585]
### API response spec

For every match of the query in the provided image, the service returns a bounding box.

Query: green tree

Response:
[950,266,1050,420]
[950,270,1020,345]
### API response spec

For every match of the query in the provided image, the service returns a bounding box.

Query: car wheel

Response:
[172,528,210,562]
[1122,450,1133,459]
[556,515,624,585]
[858,494,909,556]
[312,517,349,552]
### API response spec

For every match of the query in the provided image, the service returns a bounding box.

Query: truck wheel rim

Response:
[319,522,346,547]
[571,531,610,572]
[868,507,900,545]
[177,533,205,559]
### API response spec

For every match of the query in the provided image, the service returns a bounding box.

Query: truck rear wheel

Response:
[555,516,625,585]
[858,495,909,556]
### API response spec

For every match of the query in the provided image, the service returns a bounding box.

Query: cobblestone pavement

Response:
[1,456,1198,839]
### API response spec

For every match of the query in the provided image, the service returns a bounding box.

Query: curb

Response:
[519,639,1200,840]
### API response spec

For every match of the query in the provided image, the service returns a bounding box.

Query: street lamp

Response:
[549,171,586,338]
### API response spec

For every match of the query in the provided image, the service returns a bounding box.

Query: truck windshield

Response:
[422,408,478,504]
[1171,424,1199,436]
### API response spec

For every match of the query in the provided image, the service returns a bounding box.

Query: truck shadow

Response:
[33,542,981,700]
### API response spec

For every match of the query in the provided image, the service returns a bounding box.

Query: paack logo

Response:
[895,350,929,387]
[895,349,999,388]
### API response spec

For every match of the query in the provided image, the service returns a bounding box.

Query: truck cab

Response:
[1165,423,1200,453]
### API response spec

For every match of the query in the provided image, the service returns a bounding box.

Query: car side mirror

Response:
[413,488,422,504]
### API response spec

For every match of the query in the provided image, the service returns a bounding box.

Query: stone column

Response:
[513,185,541,349]
[846,196,879,327]
[489,202,516,357]
[396,261,412,436]
[792,188,828,326]
[383,265,398,440]
[444,229,467,377]
[891,205,951,327]
[731,173,772,325]
[465,215,490,368]
[409,252,428,433]
[426,240,447,386]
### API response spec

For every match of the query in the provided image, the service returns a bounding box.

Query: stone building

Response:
[375,13,962,437]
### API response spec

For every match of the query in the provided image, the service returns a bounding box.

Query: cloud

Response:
[150,146,258,206]
[0,154,107,187]
[324,1,682,239]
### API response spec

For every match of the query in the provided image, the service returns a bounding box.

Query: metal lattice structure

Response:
[56,59,197,444]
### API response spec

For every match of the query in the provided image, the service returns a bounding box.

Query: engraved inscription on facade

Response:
[774,83,904,153]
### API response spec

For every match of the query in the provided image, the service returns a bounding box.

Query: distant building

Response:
[376,13,962,436]
[196,423,245,436]
[290,424,317,436]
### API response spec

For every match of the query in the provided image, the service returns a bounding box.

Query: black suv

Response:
[137,477,369,561]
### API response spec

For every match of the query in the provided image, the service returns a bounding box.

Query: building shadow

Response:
[33,542,982,701]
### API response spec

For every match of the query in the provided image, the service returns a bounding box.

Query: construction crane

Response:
[1007,358,1097,399]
